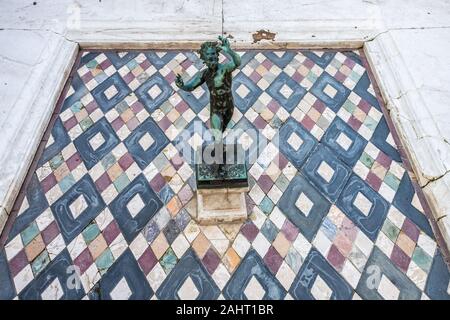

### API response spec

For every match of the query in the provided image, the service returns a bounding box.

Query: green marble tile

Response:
[59,174,76,193]
[382,219,400,242]
[343,100,357,114]
[86,60,98,69]
[412,246,433,272]
[80,117,94,131]
[49,154,64,170]
[101,153,116,170]
[275,174,290,192]
[160,248,178,274]
[384,172,400,190]
[113,173,130,193]
[82,223,101,244]
[260,196,274,215]
[21,222,40,246]
[31,250,50,275]
[364,115,378,131]
[96,249,114,273]
[70,101,83,113]
[360,152,374,168]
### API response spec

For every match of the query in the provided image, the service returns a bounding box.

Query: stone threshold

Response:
[1,39,449,269]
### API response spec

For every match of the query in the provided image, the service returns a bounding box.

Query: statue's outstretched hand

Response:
[218,35,231,52]
[175,74,184,88]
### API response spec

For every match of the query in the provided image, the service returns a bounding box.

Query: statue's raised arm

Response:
[218,35,241,73]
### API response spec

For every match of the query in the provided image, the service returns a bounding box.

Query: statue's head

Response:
[198,41,220,69]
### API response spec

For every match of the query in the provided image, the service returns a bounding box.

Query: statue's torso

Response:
[204,67,234,112]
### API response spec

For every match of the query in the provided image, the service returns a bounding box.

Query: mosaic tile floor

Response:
[1,49,449,300]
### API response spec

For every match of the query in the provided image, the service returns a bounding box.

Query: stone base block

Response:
[196,187,248,225]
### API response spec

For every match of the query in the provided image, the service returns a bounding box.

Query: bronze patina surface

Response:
[176,36,248,188]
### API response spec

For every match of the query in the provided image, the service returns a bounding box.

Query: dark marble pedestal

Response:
[194,143,249,224]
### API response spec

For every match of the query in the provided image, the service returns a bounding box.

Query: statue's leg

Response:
[211,112,226,177]
[211,113,223,144]
[223,104,234,131]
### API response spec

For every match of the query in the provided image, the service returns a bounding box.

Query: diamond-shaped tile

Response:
[126,194,146,218]
[267,72,307,112]
[295,193,314,217]
[110,277,133,300]
[69,195,88,219]
[279,174,331,242]
[223,250,285,300]
[138,132,155,151]
[135,74,173,113]
[244,275,266,300]
[40,278,64,300]
[353,192,372,217]
[177,276,200,300]
[287,132,303,152]
[317,161,334,183]
[89,132,105,151]
[336,132,352,151]
[277,118,317,170]
[377,275,400,300]
[148,84,162,99]
[92,73,131,113]
[157,250,220,300]
[311,275,333,300]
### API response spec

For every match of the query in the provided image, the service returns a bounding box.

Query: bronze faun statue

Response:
[175,36,241,142]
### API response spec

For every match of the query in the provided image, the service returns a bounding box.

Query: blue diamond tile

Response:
[303,51,336,69]
[290,248,353,300]
[178,83,209,114]
[310,72,350,112]
[261,219,278,242]
[183,52,205,69]
[322,117,367,167]
[425,250,450,300]
[336,174,389,241]
[354,72,380,110]
[302,144,352,202]
[239,51,257,67]
[38,118,71,167]
[158,184,176,205]
[51,175,105,243]
[393,172,434,238]
[279,174,331,242]
[356,247,421,300]
[277,118,318,170]
[8,174,48,241]
[263,51,296,68]
[92,72,131,113]
[61,73,89,112]
[124,118,169,170]
[105,52,139,69]
[157,250,220,300]
[343,51,363,66]
[109,174,163,243]
[80,52,100,66]
[371,117,401,163]
[89,249,153,300]
[74,117,120,170]
[223,249,286,300]
[267,72,307,112]
[0,250,16,300]
[19,249,85,300]
[145,52,178,69]
[135,73,173,113]
[232,72,262,113]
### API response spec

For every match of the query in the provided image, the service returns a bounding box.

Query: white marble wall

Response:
[0,0,449,250]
